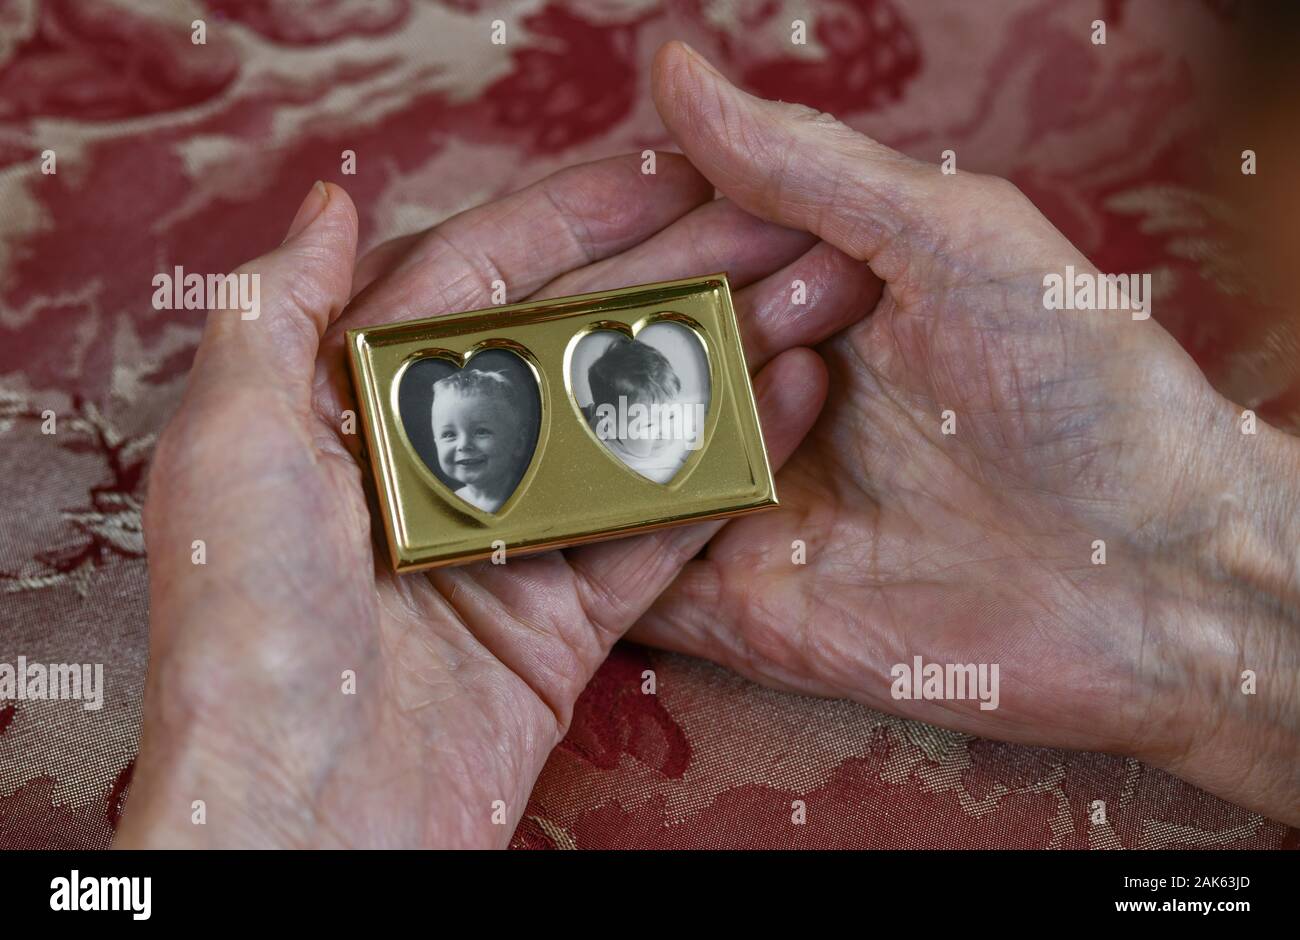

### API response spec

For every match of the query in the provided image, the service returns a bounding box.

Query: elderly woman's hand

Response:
[116,153,864,847]
[630,43,1300,825]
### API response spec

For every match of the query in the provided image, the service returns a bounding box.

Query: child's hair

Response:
[587,339,681,408]
[431,367,519,409]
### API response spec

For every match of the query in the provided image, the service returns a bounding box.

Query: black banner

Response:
[2,849,1289,926]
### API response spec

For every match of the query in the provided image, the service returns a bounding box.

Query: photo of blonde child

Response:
[399,350,540,515]
[429,368,534,512]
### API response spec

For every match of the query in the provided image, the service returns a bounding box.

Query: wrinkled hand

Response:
[631,43,1300,824]
[117,155,870,847]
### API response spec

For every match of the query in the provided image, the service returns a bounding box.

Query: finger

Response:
[189,181,358,412]
[313,151,714,421]
[428,347,828,718]
[623,553,742,669]
[564,346,828,633]
[651,41,953,285]
[351,231,420,300]
[734,239,884,371]
[528,196,816,301]
[532,197,881,374]
[331,151,713,338]
[530,202,883,374]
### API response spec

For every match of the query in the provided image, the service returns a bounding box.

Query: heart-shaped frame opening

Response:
[391,340,545,522]
[563,312,717,487]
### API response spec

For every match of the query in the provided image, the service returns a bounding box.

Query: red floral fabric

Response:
[0,0,1295,850]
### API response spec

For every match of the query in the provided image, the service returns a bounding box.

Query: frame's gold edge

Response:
[391,491,778,574]
[349,271,779,574]
[713,272,779,504]
[346,328,406,570]
[356,273,734,347]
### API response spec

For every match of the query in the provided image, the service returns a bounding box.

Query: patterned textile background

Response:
[1,0,1297,849]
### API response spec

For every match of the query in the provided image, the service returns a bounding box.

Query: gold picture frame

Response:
[347,272,777,572]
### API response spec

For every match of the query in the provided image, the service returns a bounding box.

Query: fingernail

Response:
[283,180,329,244]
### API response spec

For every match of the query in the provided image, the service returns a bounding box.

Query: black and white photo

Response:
[398,349,541,513]
[569,320,710,484]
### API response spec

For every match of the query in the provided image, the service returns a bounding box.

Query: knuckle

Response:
[786,101,844,132]
[278,264,334,338]
[970,172,1029,209]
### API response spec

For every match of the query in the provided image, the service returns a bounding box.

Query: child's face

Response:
[619,392,678,457]
[431,390,519,490]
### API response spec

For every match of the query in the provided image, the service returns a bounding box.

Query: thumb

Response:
[651,41,966,285]
[187,181,358,411]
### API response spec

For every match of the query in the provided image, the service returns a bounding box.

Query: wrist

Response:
[1137,407,1300,823]
[115,653,357,848]
[115,606,382,849]
[116,608,556,848]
